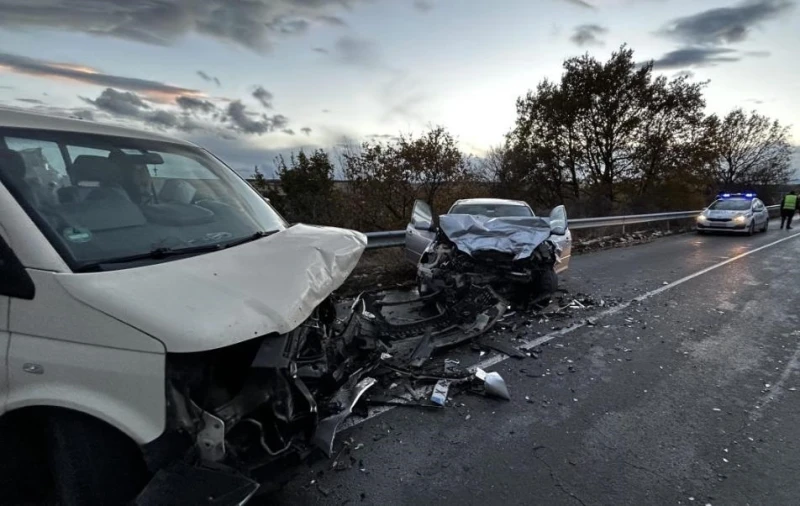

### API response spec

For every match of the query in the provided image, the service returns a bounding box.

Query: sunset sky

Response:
[0,0,797,176]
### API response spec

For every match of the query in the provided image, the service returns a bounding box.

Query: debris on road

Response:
[482,370,511,401]
[431,380,451,406]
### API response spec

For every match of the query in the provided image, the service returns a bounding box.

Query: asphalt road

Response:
[270,221,800,506]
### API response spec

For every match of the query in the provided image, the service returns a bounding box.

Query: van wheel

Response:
[46,411,148,506]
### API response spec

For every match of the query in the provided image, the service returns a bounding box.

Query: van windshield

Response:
[0,128,286,272]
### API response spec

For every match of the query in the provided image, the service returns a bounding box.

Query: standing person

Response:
[780,190,798,230]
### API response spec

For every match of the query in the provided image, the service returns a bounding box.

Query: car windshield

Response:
[709,199,752,211]
[0,128,286,271]
[449,203,533,217]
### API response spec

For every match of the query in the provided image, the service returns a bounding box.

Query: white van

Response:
[0,108,366,505]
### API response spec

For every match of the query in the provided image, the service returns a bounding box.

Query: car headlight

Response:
[734,215,746,223]
[697,215,707,222]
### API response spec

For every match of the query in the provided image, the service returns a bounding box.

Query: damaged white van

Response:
[0,108,366,505]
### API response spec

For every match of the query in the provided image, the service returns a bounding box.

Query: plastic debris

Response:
[431,379,450,406]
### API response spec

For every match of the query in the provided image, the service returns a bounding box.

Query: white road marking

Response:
[341,231,800,431]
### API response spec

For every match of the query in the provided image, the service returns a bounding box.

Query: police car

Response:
[696,193,770,235]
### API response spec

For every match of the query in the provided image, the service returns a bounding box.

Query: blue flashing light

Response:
[717,192,757,200]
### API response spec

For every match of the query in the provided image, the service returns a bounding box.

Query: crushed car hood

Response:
[57,224,367,352]
[439,214,554,261]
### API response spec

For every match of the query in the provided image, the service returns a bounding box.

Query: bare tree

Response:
[708,109,792,186]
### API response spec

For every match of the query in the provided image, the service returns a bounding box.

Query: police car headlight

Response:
[734,215,746,223]
[697,215,707,223]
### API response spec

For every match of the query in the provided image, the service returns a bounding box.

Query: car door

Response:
[758,199,769,226]
[751,199,764,227]
[548,205,572,273]
[405,200,436,265]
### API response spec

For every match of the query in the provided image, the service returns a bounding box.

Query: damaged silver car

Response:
[405,198,572,303]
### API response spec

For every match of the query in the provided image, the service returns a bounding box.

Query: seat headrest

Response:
[0,149,27,180]
[71,155,119,185]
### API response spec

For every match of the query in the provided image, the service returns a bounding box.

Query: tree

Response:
[505,44,734,214]
[251,165,268,194]
[268,149,337,225]
[395,126,471,205]
[342,125,471,230]
[708,108,792,186]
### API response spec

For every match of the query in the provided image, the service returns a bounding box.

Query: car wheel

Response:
[535,267,558,297]
[748,222,755,236]
[46,411,148,506]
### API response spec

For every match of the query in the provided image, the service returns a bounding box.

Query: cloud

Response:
[283,128,296,135]
[0,0,373,53]
[570,24,608,46]
[413,0,435,12]
[0,51,200,102]
[197,70,221,87]
[332,36,382,69]
[650,47,743,69]
[313,47,329,54]
[562,0,595,9]
[176,95,216,113]
[83,88,150,117]
[266,17,310,35]
[379,74,432,124]
[71,86,292,140]
[660,0,794,46]
[252,86,274,108]
[301,127,312,136]
[226,100,289,134]
[316,15,347,27]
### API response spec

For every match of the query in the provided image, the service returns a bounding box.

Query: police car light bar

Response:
[717,192,757,199]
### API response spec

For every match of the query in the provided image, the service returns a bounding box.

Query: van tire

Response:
[46,411,148,506]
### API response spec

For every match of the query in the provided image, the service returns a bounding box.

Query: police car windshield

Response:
[709,199,752,211]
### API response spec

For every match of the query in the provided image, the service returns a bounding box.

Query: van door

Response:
[0,231,34,413]
[0,294,8,413]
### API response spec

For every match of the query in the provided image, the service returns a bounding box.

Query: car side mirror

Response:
[549,205,568,235]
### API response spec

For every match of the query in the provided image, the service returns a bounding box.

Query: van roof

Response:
[0,107,195,146]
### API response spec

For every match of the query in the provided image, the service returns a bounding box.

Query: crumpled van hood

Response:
[439,214,553,261]
[57,224,367,352]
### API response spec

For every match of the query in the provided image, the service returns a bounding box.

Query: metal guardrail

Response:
[364,205,781,250]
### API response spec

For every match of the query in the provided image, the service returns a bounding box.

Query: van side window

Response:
[0,235,35,300]
[5,137,70,207]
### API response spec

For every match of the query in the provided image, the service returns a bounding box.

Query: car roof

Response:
[450,198,531,207]
[0,107,196,146]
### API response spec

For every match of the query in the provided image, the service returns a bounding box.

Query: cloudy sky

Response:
[0,0,797,177]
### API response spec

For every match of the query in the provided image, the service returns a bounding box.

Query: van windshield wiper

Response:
[222,229,278,248]
[73,230,278,272]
